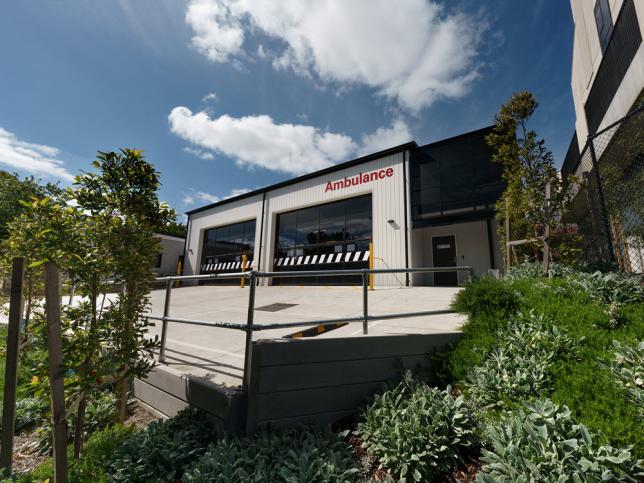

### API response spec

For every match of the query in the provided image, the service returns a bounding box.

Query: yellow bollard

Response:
[175,258,182,288]
[240,254,247,288]
[369,242,374,290]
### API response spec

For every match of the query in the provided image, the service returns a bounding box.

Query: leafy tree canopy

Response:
[0,170,62,241]
[486,91,580,265]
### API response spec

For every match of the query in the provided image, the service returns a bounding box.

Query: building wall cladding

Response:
[185,193,264,277]
[570,0,644,147]
[155,235,185,276]
[409,220,501,285]
[184,151,408,286]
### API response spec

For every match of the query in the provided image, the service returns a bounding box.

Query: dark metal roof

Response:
[185,141,418,216]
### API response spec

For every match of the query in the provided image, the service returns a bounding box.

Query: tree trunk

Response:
[117,374,129,422]
[115,281,134,423]
[73,279,98,458]
[73,396,87,459]
[21,271,33,347]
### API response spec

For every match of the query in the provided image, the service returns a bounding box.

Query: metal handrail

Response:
[155,265,473,282]
[151,266,473,390]
[156,271,250,282]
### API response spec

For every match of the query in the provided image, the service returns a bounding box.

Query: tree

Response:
[0,172,62,306]
[2,149,171,462]
[161,215,187,238]
[486,91,580,269]
[0,171,61,242]
[74,149,172,421]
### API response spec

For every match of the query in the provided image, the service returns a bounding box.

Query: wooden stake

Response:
[0,258,25,474]
[505,198,511,270]
[543,182,551,273]
[44,262,68,483]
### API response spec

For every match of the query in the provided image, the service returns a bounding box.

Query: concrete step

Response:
[134,364,246,433]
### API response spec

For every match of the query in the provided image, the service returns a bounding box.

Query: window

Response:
[154,253,162,268]
[409,127,505,227]
[595,0,613,53]
[274,195,372,284]
[201,219,256,275]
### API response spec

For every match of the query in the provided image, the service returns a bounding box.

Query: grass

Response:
[448,275,644,457]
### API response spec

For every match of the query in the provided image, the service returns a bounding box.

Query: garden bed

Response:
[9,265,644,481]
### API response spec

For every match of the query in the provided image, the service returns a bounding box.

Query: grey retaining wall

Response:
[135,331,461,434]
[134,365,246,433]
[246,332,461,433]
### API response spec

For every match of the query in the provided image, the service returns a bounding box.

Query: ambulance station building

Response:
[182,127,505,287]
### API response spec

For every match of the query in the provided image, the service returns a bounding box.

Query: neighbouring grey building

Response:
[154,233,185,277]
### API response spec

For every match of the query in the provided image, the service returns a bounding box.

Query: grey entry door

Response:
[432,235,457,286]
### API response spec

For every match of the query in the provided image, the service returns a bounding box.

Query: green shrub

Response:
[355,374,478,482]
[0,397,47,434]
[13,424,138,483]
[452,276,520,319]
[109,408,215,482]
[506,260,577,280]
[506,261,544,280]
[569,271,644,306]
[36,391,117,454]
[447,273,644,453]
[600,340,644,415]
[184,427,359,482]
[477,399,644,482]
[71,423,137,482]
[465,311,581,407]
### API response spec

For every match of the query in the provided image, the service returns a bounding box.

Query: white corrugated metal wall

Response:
[263,151,408,286]
[184,193,264,276]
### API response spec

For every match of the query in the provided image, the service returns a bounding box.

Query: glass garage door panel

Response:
[273,194,372,285]
[200,219,256,284]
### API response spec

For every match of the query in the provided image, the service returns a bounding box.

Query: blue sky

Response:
[0,0,575,219]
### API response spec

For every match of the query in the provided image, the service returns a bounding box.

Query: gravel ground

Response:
[9,402,157,476]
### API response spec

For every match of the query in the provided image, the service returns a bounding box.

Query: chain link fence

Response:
[565,105,644,273]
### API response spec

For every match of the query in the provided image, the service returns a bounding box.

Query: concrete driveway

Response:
[146,284,464,388]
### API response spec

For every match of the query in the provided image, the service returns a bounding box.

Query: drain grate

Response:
[255,302,298,312]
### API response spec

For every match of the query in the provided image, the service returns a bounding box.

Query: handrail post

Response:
[368,242,374,290]
[242,271,257,391]
[159,278,172,363]
[362,269,369,335]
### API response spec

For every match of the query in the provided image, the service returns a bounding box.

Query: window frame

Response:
[594,0,614,53]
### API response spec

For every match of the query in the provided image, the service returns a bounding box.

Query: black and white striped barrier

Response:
[200,259,254,272]
[274,250,370,267]
[200,250,370,273]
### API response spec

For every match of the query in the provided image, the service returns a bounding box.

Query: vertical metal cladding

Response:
[184,151,409,287]
[184,193,264,276]
[264,151,407,286]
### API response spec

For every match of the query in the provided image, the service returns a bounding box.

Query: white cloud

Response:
[169,107,411,175]
[187,0,245,62]
[256,44,268,59]
[0,127,74,181]
[169,106,356,175]
[182,187,252,207]
[358,119,412,155]
[183,146,214,160]
[184,0,484,111]
[202,92,218,103]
